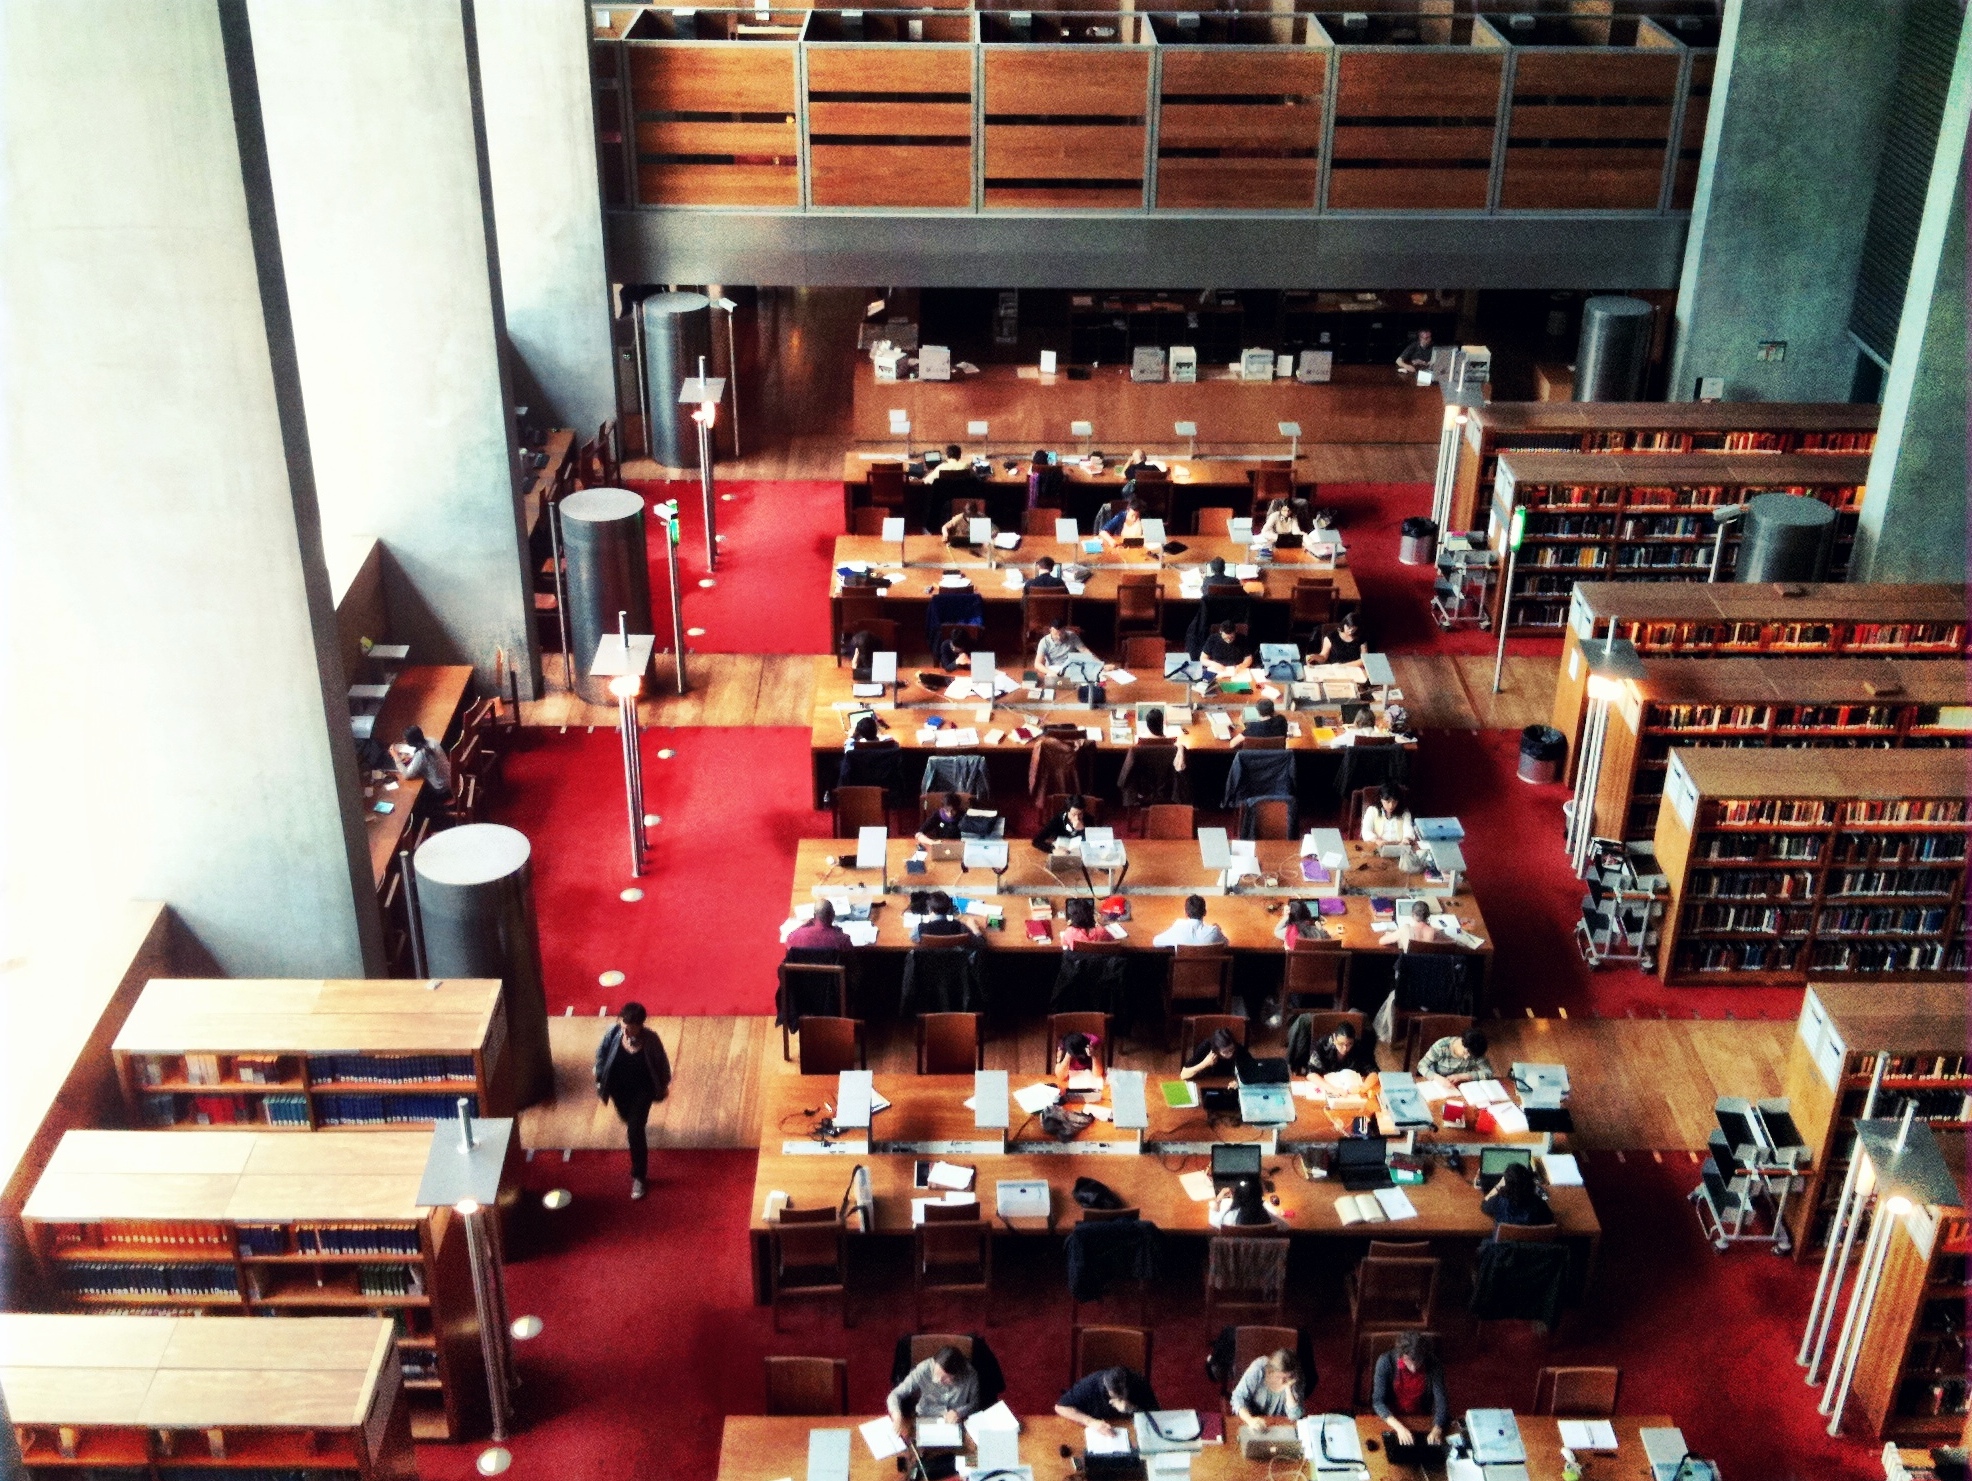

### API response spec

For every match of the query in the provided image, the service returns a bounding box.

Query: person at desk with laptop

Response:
[911,890,984,943]
[1201,556,1246,596]
[1035,621,1092,680]
[1181,1026,1258,1082]
[1033,795,1093,854]
[1372,1331,1450,1450]
[887,1344,980,1436]
[1200,619,1253,675]
[1359,782,1417,844]
[1055,1366,1160,1442]
[915,793,965,849]
[1027,555,1069,590]
[1480,1157,1552,1234]
[1230,1349,1307,1430]
[1238,698,1289,741]
[1098,495,1143,547]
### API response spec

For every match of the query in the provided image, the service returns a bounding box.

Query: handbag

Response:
[1043,1105,1095,1142]
[1072,1174,1124,1209]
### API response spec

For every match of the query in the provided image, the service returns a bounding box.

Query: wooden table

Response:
[370,664,473,749]
[363,777,423,890]
[521,427,576,537]
[718,1415,1669,1481]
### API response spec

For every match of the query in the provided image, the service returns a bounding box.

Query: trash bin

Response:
[1399,516,1438,566]
[1519,724,1567,784]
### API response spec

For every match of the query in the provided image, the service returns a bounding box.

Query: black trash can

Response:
[1519,724,1567,784]
[1400,515,1438,566]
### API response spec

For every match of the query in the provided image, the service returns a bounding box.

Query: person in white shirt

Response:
[1154,894,1228,947]
[1359,782,1417,845]
[391,726,453,801]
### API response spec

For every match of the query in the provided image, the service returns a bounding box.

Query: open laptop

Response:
[1335,1135,1393,1191]
[1239,1429,1302,1462]
[925,839,965,862]
[1210,1142,1262,1193]
[1384,1436,1450,1469]
[1477,1146,1535,1193]
[995,1179,1050,1219]
[1238,1082,1294,1126]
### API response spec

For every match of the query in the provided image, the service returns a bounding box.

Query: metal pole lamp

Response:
[589,617,657,876]
[1707,503,1747,582]
[1490,502,1528,694]
[651,499,688,696]
[678,358,725,573]
[712,296,741,458]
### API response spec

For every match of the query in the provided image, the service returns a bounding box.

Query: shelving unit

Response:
[1446,399,1879,531]
[2,1312,416,1480]
[1489,451,1873,633]
[1587,657,1969,843]
[1652,751,1969,987]
[111,978,512,1131]
[1783,986,1969,1263]
[18,1129,519,1442]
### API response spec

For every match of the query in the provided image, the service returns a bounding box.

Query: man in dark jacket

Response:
[593,1002,673,1200]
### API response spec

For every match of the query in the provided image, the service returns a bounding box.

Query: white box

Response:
[1168,346,1198,383]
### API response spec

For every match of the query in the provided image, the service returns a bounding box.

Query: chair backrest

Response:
[918,1012,981,1074]
[1402,1013,1475,1072]
[1073,1326,1151,1382]
[1023,508,1059,535]
[1114,574,1162,621]
[1352,1331,1439,1409]
[1534,1365,1620,1418]
[833,786,887,838]
[846,617,899,654]
[1299,1010,1365,1047]
[1024,590,1073,632]
[1354,1256,1440,1324]
[869,465,908,507]
[1283,943,1349,1006]
[922,1200,983,1225]
[1495,1222,1562,1244]
[851,507,888,536]
[771,1211,846,1273]
[1245,798,1292,837]
[1144,804,1195,840]
[1077,1204,1143,1224]
[908,1333,975,1367]
[1169,946,1233,1005]
[1240,734,1288,753]
[797,1016,864,1075]
[1230,1325,1299,1381]
[764,1356,850,1416]
[1178,1014,1246,1065]
[1290,579,1336,625]
[1365,1240,1431,1260]
[1251,468,1294,501]
[1047,1012,1112,1054]
[839,593,887,630]
[1344,785,1381,839]
[1207,1235,1290,1298]
[1193,507,1234,536]
[1121,635,1166,671]
[778,962,848,1022]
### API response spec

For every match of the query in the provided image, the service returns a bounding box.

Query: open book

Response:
[1335,1187,1419,1225]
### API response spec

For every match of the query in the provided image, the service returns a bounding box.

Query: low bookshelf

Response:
[1488,451,1872,633]
[1653,750,1968,987]
[112,978,511,1130]
[2,1312,415,1479]
[17,1128,519,1441]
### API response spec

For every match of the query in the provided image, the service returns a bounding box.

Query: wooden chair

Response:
[1296,1010,1366,1064]
[915,1202,991,1326]
[763,1356,849,1416]
[1222,1324,1299,1400]
[1121,634,1166,671]
[1024,508,1062,535]
[1366,1240,1431,1260]
[444,773,481,827]
[1239,735,1289,753]
[841,617,899,659]
[1402,1014,1474,1073]
[851,507,889,536]
[1193,506,1235,537]
[1251,468,1294,505]
[868,463,908,513]
[1205,1232,1290,1324]
[778,962,848,1062]
[1071,1209,1148,1326]
[1178,1014,1246,1068]
[917,1013,983,1073]
[833,786,888,838]
[1496,1222,1562,1244]
[1351,1331,1438,1410]
[1242,798,1292,839]
[1113,574,1164,638]
[1044,794,1104,827]
[1164,947,1233,1041]
[797,1016,866,1076]
[1289,579,1337,638]
[1343,786,1381,839]
[1023,590,1074,650]
[1143,804,1195,840]
[769,1207,849,1331]
[595,419,621,485]
[1533,1366,1620,1417]
[1071,1326,1151,1384]
[1046,1012,1113,1072]
[907,1333,975,1367]
[1345,1255,1440,1346]
[1280,940,1350,1020]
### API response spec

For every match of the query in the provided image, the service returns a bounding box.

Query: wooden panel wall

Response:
[1671,51,1714,210]
[806,47,974,207]
[982,49,1150,208]
[1154,50,1325,209]
[1326,50,1502,209]
[628,44,801,206]
[1500,50,1680,210]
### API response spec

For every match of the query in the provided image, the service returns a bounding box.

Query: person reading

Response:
[1239,698,1288,740]
[1053,1030,1106,1085]
[1059,895,1108,948]
[1481,1159,1553,1235]
[1033,795,1092,854]
[887,1345,980,1433]
[1180,1026,1255,1082]
[1230,1349,1307,1428]
[1313,611,1366,666]
[1201,619,1252,675]
[1360,782,1416,844]
[911,890,983,943]
[1035,621,1090,679]
[1055,1366,1159,1441]
[915,793,964,847]
[1027,555,1068,590]
[1417,1027,1493,1085]
[1398,899,1444,947]
[786,898,853,952]
[1154,894,1227,947]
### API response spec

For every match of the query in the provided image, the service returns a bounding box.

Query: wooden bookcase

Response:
[17,1129,519,1442]
[111,978,512,1131]
[1851,1131,1970,1443]
[1652,751,1969,987]
[1782,989,1970,1304]
[1447,399,1879,531]
[1488,451,1872,633]
[3,1313,416,1480]
[1553,582,1967,773]
[1589,657,1969,843]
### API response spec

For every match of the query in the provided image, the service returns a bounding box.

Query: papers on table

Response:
[1557,1420,1618,1451]
[1416,1077,1457,1102]
[1013,1083,1061,1114]
[1462,1078,1511,1106]
[911,1192,978,1224]
[1086,1426,1134,1455]
[1178,1169,1216,1202]
[860,1419,906,1460]
[1106,668,1138,685]
[1162,1080,1199,1109]
[1065,1071,1103,1093]
[917,1421,964,1449]
[1542,1153,1584,1187]
[965,1401,1020,1441]
[1488,1103,1529,1134]
[1336,1187,1418,1225]
[926,1161,975,1191]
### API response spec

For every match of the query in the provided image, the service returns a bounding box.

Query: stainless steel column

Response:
[1736,491,1837,582]
[413,824,553,1109]
[1572,296,1655,401]
[640,291,712,468]
[558,487,653,704]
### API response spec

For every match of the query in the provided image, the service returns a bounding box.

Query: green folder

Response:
[1161,1080,1199,1109]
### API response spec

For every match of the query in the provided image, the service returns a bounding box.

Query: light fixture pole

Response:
[654,500,687,696]
[713,296,741,458]
[589,618,657,874]
[679,356,725,573]
[1490,502,1527,693]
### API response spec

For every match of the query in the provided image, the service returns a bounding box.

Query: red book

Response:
[1025,919,1052,941]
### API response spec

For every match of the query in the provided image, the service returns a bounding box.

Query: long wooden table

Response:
[521,427,576,537]
[719,1415,1669,1481]
[370,663,472,748]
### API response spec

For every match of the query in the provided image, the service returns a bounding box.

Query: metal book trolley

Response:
[1573,837,1661,971]
[1691,1096,1809,1253]
[1430,531,1496,632]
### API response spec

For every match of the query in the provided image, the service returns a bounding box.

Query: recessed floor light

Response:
[656,748,675,760]
[511,1316,543,1340]
[599,970,625,987]
[476,1449,512,1476]
[620,888,644,902]
[642,814,661,827]
[542,1189,572,1210]
[697,578,715,588]
[687,627,706,637]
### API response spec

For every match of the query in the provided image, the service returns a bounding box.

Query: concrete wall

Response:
[477,0,618,434]
[330,537,391,685]
[1,0,380,978]
[249,0,541,697]
[1667,0,1906,401]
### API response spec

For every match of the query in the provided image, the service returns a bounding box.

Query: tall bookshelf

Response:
[1589,657,1970,843]
[2,1312,416,1480]
[1652,750,1969,987]
[1783,985,1969,1264]
[112,978,512,1131]
[1552,582,1966,769]
[1446,399,1880,530]
[18,1129,519,1442]
[1489,452,1872,633]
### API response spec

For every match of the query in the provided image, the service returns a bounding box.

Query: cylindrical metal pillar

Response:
[1735,491,1836,583]
[640,290,711,468]
[413,824,553,1108]
[1572,296,1654,401]
[558,487,653,704]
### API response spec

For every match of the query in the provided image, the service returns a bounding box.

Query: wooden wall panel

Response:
[806,101,972,135]
[628,45,799,113]
[1155,157,1318,209]
[1327,50,1500,211]
[983,184,1145,208]
[805,47,972,94]
[1332,50,1503,116]
[1514,103,1674,138]
[983,50,1151,116]
[1504,49,1678,211]
[1498,151,1671,209]
[1327,165,1490,210]
[986,124,1145,178]
[637,120,799,155]
[1329,124,1495,161]
[1157,101,1322,151]
[1510,50,1680,97]
[810,144,973,206]
[1159,50,1324,98]
[637,162,801,206]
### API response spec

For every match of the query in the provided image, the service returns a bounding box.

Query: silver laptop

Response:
[995,1180,1050,1219]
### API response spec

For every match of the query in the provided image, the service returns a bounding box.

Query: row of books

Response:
[1525,513,1615,535]
[1658,704,1774,731]
[1840,1087,1972,1122]
[297,1226,422,1256]
[356,1264,426,1297]
[1829,869,1959,899]
[1683,903,1812,935]
[1675,940,1801,973]
[1623,486,1736,509]
[1795,431,1875,452]
[307,1052,477,1085]
[1616,515,1712,539]
[51,1221,230,1251]
[402,1352,440,1383]
[1815,905,1951,936]
[1684,868,1815,900]
[1611,548,1709,570]
[1832,834,1966,864]
[1849,1054,1971,1080]
[59,1262,240,1296]
[1850,621,1967,648]
[1714,797,1832,825]
[140,1093,311,1127]
[314,1093,479,1125]
[1525,547,1608,569]
[1785,704,1900,730]
[1811,941,1954,973]
[1625,619,1765,649]
[1841,798,1969,825]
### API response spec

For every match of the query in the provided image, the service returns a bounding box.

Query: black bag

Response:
[1073,1175,1124,1209]
[1043,1105,1095,1142]
[1077,683,1107,706]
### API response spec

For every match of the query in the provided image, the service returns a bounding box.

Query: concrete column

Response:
[248,0,542,698]
[1667,0,1907,401]
[1853,28,1970,583]
[1,1,380,975]
[476,0,619,435]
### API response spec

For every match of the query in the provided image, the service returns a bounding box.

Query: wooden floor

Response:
[519,652,815,730]
[1390,654,1562,731]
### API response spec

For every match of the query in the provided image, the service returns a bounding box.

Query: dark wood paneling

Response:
[985,123,1145,177]
[1499,151,1673,210]
[637,120,800,155]
[1157,102,1322,150]
[810,144,973,206]
[1508,103,1674,139]
[1155,157,1318,209]
[1329,124,1497,160]
[983,183,1146,208]
[805,46,972,94]
[983,49,1150,115]
[1510,50,1680,98]
[806,100,973,135]
[1326,166,1491,210]
[638,161,801,205]
[1159,49,1324,98]
[628,44,799,114]
[1333,50,1503,115]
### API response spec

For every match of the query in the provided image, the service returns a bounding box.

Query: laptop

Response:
[1467,1409,1526,1466]
[1238,1055,1291,1085]
[1334,1135,1393,1191]
[1210,1142,1263,1192]
[995,1180,1050,1219]
[1083,1457,1146,1481]
[1237,1083,1294,1126]
[1239,1430,1302,1462]
[1476,1146,1534,1194]
[1384,1437,1449,1469]
[1200,1086,1239,1115]
[925,839,965,862]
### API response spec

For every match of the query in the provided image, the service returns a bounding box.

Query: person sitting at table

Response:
[1256,497,1314,545]
[1059,895,1109,949]
[1033,794,1092,854]
[1239,698,1289,741]
[1230,1348,1308,1430]
[926,573,986,654]
[887,1344,980,1435]
[1201,556,1245,596]
[1028,450,1062,511]
[923,444,966,481]
[1136,708,1188,769]
[1417,1027,1493,1086]
[842,713,896,755]
[1275,899,1325,950]
[1121,447,1164,481]
[391,726,453,807]
[1395,328,1436,373]
[1372,1331,1449,1449]
[1035,621,1090,680]
[1201,619,1253,675]
[1300,1018,1371,1078]
[845,627,885,682]
[1359,782,1416,844]
[785,898,855,953]
[1055,1366,1160,1441]
[1028,554,1068,590]
[911,890,983,943]
[915,793,965,848]
[1099,495,1143,547]
[940,505,981,543]
[1154,894,1228,947]
[1181,1026,1256,1082]
[1312,611,1367,666]
[1398,899,1444,948]
[1481,1159,1553,1236]
[1213,1175,1285,1230]
[1054,1029,1107,1086]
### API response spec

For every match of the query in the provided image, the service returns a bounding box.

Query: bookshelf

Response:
[1783,984,1969,1268]
[18,1128,519,1442]
[1552,582,1967,774]
[1652,750,1969,987]
[1447,398,1880,531]
[1589,657,1970,843]
[1489,451,1872,633]
[112,978,512,1131]
[2,1312,415,1480]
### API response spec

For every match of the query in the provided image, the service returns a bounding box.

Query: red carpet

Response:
[626,479,839,655]
[485,727,827,1015]
[415,1149,1879,1481]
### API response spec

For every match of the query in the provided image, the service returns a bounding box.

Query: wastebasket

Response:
[1519,724,1567,784]
[1399,516,1438,566]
